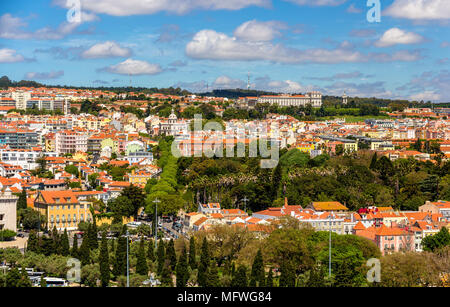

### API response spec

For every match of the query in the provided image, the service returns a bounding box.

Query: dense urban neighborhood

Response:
[0,82,449,287]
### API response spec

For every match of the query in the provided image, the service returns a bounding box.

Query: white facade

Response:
[257,91,322,108]
[0,147,41,170]
[11,91,31,110]
[0,188,18,232]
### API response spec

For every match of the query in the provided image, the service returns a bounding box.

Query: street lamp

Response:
[153,198,160,250]
[126,230,130,288]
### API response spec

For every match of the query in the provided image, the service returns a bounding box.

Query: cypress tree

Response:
[369,152,378,170]
[175,245,189,287]
[231,262,236,278]
[27,230,40,254]
[71,233,79,258]
[78,233,91,266]
[161,260,173,287]
[51,226,59,255]
[60,229,70,256]
[136,236,149,276]
[91,218,98,249]
[250,249,265,287]
[17,189,27,210]
[188,236,197,270]
[206,260,220,287]
[266,268,274,287]
[147,239,155,262]
[231,265,248,287]
[166,239,177,270]
[156,239,165,276]
[40,276,47,287]
[198,237,210,287]
[113,233,127,278]
[279,261,296,287]
[99,232,110,287]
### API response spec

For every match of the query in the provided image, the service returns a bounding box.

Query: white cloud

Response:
[25,70,64,80]
[233,20,286,41]
[213,76,246,89]
[384,0,450,20]
[185,29,367,64]
[102,58,163,75]
[54,0,270,16]
[375,28,425,47]
[410,91,441,101]
[0,13,97,40]
[0,48,25,63]
[284,0,347,6]
[81,41,131,59]
[346,4,362,13]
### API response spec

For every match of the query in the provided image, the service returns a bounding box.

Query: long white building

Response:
[257,91,322,108]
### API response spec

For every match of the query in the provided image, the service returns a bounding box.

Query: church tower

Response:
[342,92,348,105]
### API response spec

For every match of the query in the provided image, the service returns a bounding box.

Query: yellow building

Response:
[34,190,93,231]
[96,215,134,226]
[128,169,153,185]
[45,136,56,152]
[297,143,315,154]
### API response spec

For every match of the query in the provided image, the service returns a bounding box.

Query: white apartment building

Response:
[11,90,32,110]
[0,147,41,170]
[0,188,19,232]
[55,131,88,154]
[257,91,322,108]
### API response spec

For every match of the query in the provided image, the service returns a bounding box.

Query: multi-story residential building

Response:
[0,147,41,170]
[0,188,19,232]
[0,129,39,149]
[257,92,322,108]
[55,130,87,154]
[11,90,31,110]
[34,190,93,231]
[419,200,450,221]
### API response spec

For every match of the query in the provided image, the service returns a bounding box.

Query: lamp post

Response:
[153,198,160,250]
[126,230,130,288]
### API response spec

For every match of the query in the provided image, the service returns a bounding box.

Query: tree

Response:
[266,268,274,287]
[71,233,79,258]
[17,189,27,210]
[59,229,70,256]
[207,260,220,287]
[26,230,40,253]
[147,240,155,262]
[78,232,91,266]
[369,152,378,170]
[113,232,127,278]
[17,266,32,287]
[136,237,149,276]
[279,261,296,287]
[422,227,450,252]
[188,236,197,270]
[166,239,177,270]
[5,267,21,287]
[176,245,189,287]
[156,239,165,276]
[160,260,173,287]
[231,265,248,287]
[120,184,145,217]
[198,237,210,287]
[99,232,110,287]
[64,164,79,177]
[250,249,265,287]
[40,276,47,287]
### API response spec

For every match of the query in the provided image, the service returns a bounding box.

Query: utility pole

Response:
[126,230,130,288]
[153,198,160,250]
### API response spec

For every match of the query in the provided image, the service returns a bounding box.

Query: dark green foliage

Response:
[206,261,220,287]
[422,227,450,252]
[5,267,21,287]
[99,232,110,287]
[250,249,265,287]
[166,239,177,269]
[79,233,91,266]
[113,233,127,278]
[17,189,27,210]
[59,229,70,256]
[136,237,149,276]
[26,230,40,253]
[198,237,210,287]
[188,236,197,270]
[160,260,173,287]
[266,268,274,287]
[71,234,79,258]
[147,239,155,262]
[175,245,189,287]
[231,265,248,287]
[17,266,32,287]
[156,239,165,275]
[279,261,296,287]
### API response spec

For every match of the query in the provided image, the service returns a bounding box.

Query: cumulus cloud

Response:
[186,27,422,64]
[375,28,425,47]
[100,58,163,75]
[54,0,270,16]
[213,76,246,89]
[24,70,64,80]
[81,41,131,59]
[233,20,286,41]
[284,0,347,6]
[410,91,441,101]
[384,0,450,20]
[323,81,393,98]
[0,48,25,63]
[396,70,450,102]
[0,13,97,40]
[309,71,373,81]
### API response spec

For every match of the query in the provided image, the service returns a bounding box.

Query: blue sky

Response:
[0,0,449,101]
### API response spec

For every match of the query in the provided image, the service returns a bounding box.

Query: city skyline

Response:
[0,0,449,101]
